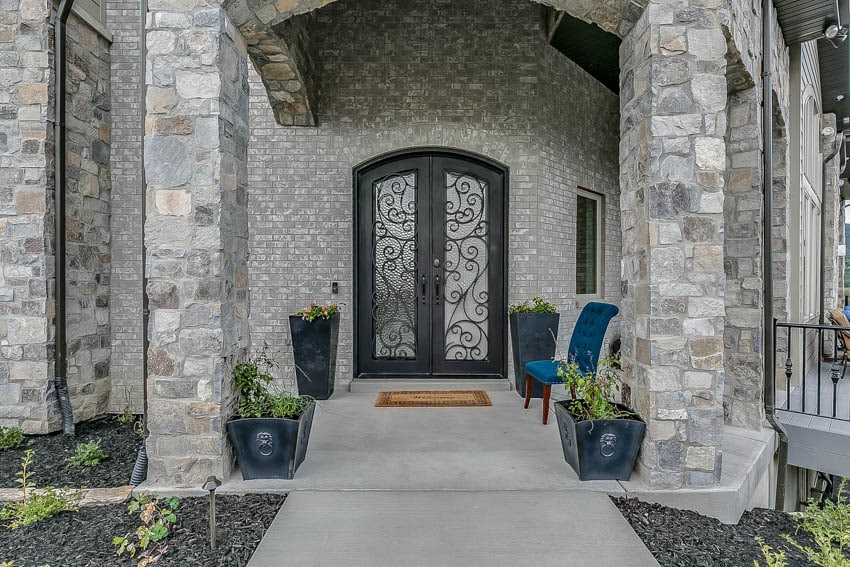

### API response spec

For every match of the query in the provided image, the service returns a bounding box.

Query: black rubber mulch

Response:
[614,496,820,566]
[0,416,142,488]
[0,493,285,566]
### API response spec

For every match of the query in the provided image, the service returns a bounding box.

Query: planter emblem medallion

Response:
[600,433,617,458]
[256,432,274,456]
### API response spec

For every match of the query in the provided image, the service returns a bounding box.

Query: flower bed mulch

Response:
[613,496,820,567]
[0,493,285,566]
[0,416,142,488]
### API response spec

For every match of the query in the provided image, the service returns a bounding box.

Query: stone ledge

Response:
[619,425,777,524]
[0,485,133,507]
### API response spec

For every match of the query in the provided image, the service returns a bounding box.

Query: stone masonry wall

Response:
[0,0,53,433]
[144,3,250,485]
[246,0,622,386]
[107,0,145,414]
[63,13,112,423]
[723,87,764,430]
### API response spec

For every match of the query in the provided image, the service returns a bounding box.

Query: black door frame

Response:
[353,147,509,380]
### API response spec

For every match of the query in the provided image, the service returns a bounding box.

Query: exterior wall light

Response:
[825,24,848,47]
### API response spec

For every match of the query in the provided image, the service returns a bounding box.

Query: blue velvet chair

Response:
[523,302,619,424]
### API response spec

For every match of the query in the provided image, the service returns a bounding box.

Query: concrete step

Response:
[349,378,514,392]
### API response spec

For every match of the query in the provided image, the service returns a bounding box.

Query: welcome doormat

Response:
[374,390,492,407]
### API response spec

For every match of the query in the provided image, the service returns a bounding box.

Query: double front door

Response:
[356,152,506,379]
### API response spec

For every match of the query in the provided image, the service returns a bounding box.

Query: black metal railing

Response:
[774,320,850,421]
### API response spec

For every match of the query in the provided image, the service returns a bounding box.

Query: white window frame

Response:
[575,188,603,299]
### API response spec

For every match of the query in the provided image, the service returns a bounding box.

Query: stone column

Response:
[619,1,727,488]
[0,0,55,433]
[144,2,249,486]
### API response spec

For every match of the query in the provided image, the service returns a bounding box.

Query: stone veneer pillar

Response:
[144,1,250,485]
[619,1,728,488]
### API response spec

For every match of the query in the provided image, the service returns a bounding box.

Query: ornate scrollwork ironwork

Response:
[372,171,418,359]
[443,170,489,361]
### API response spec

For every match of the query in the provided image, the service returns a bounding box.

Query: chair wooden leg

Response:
[524,375,532,409]
[542,384,551,425]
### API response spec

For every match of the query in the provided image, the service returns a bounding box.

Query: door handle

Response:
[435,274,440,305]
[421,274,427,304]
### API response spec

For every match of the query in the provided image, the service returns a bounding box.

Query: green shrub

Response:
[0,426,23,451]
[113,494,180,567]
[0,450,79,529]
[66,440,108,467]
[757,479,850,567]
[232,346,313,419]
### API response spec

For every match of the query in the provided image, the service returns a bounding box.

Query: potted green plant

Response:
[553,355,645,481]
[226,347,315,480]
[509,295,559,398]
[289,302,341,400]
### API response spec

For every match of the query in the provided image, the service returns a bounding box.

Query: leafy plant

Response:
[0,426,23,451]
[118,387,136,424]
[757,479,850,567]
[508,295,557,314]
[0,450,79,529]
[232,345,313,419]
[556,354,633,421]
[293,302,342,323]
[113,494,180,567]
[66,440,108,467]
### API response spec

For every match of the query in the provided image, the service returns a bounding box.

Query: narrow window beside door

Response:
[576,189,602,297]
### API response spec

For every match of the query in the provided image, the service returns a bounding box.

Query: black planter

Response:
[227,402,315,480]
[553,400,645,481]
[509,312,560,398]
[289,314,339,400]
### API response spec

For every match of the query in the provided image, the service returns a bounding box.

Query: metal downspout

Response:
[820,142,842,326]
[762,0,788,510]
[54,0,77,435]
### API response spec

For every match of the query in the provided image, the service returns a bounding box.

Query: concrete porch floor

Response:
[138,386,775,565]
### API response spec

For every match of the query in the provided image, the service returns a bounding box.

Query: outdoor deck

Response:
[776,361,850,477]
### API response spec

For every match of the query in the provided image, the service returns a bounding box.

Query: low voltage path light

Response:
[203,476,222,550]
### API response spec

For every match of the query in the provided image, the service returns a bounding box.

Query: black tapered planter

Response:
[289,314,339,400]
[509,312,560,398]
[554,400,645,481]
[227,402,315,480]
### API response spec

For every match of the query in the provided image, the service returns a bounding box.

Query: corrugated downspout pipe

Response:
[54,0,77,436]
[762,0,788,510]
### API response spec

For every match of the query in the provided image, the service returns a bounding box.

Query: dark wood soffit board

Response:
[549,11,621,94]
[775,0,844,44]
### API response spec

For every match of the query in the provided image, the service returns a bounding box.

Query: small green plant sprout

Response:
[0,450,79,529]
[755,536,788,567]
[508,295,557,314]
[66,440,108,467]
[117,387,136,424]
[0,426,24,451]
[113,494,180,567]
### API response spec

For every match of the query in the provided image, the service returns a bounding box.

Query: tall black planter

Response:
[509,312,560,398]
[227,402,315,480]
[289,314,339,400]
[553,400,645,481]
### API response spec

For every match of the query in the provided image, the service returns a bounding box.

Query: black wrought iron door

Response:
[356,152,506,379]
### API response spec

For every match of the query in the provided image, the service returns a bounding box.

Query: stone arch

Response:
[223,0,644,126]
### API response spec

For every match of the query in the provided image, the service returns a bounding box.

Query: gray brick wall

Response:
[246,0,621,386]
[106,0,144,414]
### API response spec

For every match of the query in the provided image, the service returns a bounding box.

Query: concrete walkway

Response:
[234,389,659,566]
[247,490,659,567]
